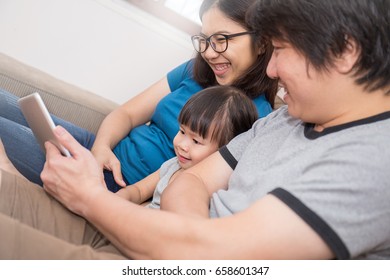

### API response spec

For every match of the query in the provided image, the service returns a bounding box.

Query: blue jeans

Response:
[0,89,123,192]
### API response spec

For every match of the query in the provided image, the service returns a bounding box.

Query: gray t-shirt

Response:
[147,157,181,209]
[212,106,390,259]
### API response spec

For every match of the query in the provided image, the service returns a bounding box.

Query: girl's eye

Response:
[179,129,185,135]
[193,139,200,144]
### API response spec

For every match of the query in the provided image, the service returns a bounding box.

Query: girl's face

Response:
[173,124,219,170]
[200,6,258,86]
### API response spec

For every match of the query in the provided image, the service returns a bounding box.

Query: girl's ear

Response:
[335,35,360,74]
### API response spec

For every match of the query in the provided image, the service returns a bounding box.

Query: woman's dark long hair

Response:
[192,0,278,108]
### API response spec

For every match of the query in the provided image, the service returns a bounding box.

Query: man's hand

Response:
[41,126,108,216]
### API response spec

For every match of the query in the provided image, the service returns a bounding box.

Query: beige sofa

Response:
[0,52,118,134]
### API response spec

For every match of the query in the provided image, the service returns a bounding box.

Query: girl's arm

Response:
[116,170,160,204]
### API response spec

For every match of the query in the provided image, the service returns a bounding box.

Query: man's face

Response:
[267,39,345,127]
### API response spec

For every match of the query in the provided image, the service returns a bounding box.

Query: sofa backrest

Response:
[0,52,118,134]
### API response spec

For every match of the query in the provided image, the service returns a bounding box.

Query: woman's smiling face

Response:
[200,6,258,86]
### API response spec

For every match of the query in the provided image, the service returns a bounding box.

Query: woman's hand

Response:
[90,76,171,189]
[41,126,108,216]
[91,144,126,187]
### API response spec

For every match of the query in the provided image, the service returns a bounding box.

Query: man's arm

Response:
[80,186,335,259]
[41,126,334,259]
[161,151,232,218]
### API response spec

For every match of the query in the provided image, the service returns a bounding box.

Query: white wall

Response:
[0,0,196,104]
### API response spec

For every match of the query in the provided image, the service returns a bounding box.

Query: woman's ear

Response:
[258,44,265,55]
[335,35,360,74]
[257,41,267,56]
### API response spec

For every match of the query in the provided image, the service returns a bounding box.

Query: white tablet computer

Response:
[18,92,71,157]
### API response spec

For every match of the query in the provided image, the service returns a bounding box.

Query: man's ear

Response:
[335,35,360,74]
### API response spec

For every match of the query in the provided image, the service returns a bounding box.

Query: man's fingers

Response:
[52,125,84,157]
[44,140,61,157]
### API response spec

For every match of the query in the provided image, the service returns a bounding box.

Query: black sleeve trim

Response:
[219,146,238,170]
[270,188,350,259]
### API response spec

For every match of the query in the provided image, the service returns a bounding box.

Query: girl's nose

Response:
[177,139,189,152]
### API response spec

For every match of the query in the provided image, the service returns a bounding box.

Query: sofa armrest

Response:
[0,52,118,134]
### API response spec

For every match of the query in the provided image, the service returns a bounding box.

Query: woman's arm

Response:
[91,77,171,186]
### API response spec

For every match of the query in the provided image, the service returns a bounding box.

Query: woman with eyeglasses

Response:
[0,0,278,192]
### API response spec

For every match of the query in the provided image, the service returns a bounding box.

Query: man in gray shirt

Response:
[1,0,389,259]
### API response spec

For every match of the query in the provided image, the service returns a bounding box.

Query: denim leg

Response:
[51,115,96,150]
[0,89,96,185]
[104,170,127,193]
[0,117,45,185]
[0,88,29,126]
[0,89,123,191]
[0,116,97,186]
[0,88,96,149]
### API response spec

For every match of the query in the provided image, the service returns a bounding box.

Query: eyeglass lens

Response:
[192,34,228,53]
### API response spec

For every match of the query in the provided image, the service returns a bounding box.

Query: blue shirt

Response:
[113,60,272,184]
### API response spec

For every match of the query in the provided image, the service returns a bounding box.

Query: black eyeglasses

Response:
[191,31,255,54]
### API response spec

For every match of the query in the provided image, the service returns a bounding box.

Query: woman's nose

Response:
[202,45,220,60]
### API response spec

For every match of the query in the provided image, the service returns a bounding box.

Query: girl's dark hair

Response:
[247,0,390,94]
[178,85,258,147]
[192,0,279,107]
